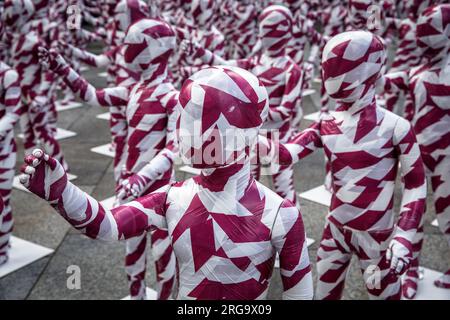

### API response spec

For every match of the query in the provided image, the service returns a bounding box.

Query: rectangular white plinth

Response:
[90,143,115,158]
[302,89,316,97]
[18,128,77,141]
[122,287,157,300]
[98,72,108,78]
[299,185,332,207]
[404,267,450,300]
[13,173,77,193]
[0,236,54,278]
[55,101,83,112]
[179,166,201,175]
[303,111,320,122]
[96,112,111,121]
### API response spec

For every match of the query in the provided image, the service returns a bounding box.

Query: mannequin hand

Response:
[180,39,203,58]
[38,46,68,72]
[386,239,411,275]
[19,149,68,202]
[117,173,151,202]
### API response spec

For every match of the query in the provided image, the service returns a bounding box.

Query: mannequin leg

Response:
[316,222,352,300]
[0,146,16,265]
[431,156,450,288]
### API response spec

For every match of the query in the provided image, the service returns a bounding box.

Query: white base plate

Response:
[18,128,77,141]
[299,185,332,207]
[90,143,115,158]
[274,238,315,268]
[0,236,54,278]
[96,112,111,121]
[403,267,450,300]
[431,219,438,227]
[313,77,321,84]
[100,196,116,211]
[13,173,77,193]
[179,166,201,175]
[121,287,157,300]
[303,111,320,122]
[302,89,316,97]
[98,72,108,78]
[55,101,83,112]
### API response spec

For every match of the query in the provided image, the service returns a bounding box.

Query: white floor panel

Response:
[403,267,450,300]
[302,89,316,97]
[299,185,332,207]
[121,287,157,300]
[55,101,83,112]
[90,143,115,158]
[0,236,54,278]
[96,112,111,121]
[18,128,77,141]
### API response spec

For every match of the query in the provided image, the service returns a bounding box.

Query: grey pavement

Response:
[0,50,448,300]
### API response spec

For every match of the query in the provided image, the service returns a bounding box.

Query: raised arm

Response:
[66,43,114,68]
[19,149,169,241]
[179,40,239,67]
[386,118,427,275]
[272,200,313,300]
[0,67,23,138]
[38,47,129,107]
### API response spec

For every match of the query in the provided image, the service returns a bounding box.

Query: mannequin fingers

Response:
[19,173,30,187]
[24,155,40,167]
[385,246,392,262]
[390,256,399,272]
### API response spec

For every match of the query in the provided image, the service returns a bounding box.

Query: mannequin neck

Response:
[337,89,377,115]
[140,62,169,86]
[196,160,252,195]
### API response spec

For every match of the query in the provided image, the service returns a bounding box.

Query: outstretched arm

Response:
[66,43,115,68]
[38,47,129,107]
[20,150,169,241]
[386,118,427,275]
[272,200,313,300]
[256,122,322,166]
[0,68,23,138]
[180,40,239,67]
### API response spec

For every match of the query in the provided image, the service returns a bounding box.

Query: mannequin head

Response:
[416,4,450,62]
[114,0,149,32]
[258,5,293,57]
[322,31,386,104]
[177,66,269,169]
[2,0,35,32]
[123,18,176,76]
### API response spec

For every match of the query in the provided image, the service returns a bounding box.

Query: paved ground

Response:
[0,47,448,300]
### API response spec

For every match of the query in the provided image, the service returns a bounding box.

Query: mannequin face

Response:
[322,31,386,103]
[123,18,176,73]
[177,66,269,169]
[258,5,293,56]
[416,4,450,61]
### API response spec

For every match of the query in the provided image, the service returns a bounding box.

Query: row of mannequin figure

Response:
[0,0,447,300]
